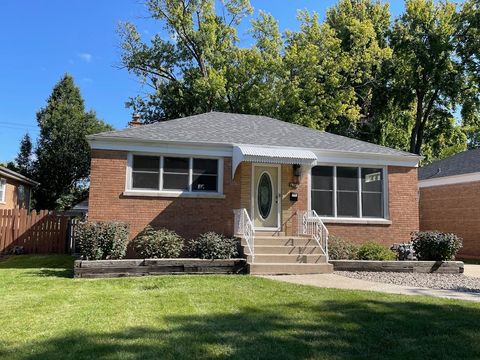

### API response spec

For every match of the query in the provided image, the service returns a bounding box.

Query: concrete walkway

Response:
[261,273,480,302]
[464,264,480,278]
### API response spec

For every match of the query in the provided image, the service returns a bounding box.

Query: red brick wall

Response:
[325,166,419,247]
[89,150,419,248]
[281,165,308,236]
[420,181,480,259]
[0,177,31,210]
[89,150,241,240]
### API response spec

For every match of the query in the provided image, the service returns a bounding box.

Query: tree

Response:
[389,0,466,155]
[281,12,359,130]
[118,0,254,123]
[119,0,478,162]
[13,133,33,177]
[458,0,480,148]
[34,74,113,210]
[325,0,392,139]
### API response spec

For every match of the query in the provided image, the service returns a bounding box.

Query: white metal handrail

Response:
[297,210,329,261]
[233,208,255,263]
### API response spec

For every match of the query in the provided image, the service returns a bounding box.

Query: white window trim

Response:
[308,165,389,223]
[124,153,224,198]
[0,178,6,204]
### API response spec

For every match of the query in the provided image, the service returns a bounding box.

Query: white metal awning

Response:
[232,145,317,177]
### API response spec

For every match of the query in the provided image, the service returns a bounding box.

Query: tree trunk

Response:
[409,92,424,154]
[412,89,440,155]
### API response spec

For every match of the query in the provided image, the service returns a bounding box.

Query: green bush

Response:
[77,221,129,260]
[188,232,238,259]
[134,226,184,258]
[328,235,359,260]
[411,231,462,261]
[357,241,396,261]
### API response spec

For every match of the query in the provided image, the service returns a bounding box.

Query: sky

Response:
[0,0,407,162]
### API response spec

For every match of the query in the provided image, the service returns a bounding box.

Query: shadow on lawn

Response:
[0,255,74,278]
[13,300,480,360]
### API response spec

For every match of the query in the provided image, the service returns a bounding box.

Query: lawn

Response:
[1,256,480,360]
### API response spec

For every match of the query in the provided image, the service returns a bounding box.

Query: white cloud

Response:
[78,53,92,63]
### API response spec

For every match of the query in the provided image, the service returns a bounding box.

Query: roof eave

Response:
[87,136,422,166]
[0,168,39,187]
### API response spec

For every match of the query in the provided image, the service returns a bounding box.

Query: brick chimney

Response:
[128,113,142,127]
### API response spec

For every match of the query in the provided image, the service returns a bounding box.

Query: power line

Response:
[1,125,39,133]
[0,121,39,130]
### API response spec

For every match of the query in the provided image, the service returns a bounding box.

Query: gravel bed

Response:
[335,271,480,293]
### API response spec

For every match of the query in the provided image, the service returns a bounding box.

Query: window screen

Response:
[361,168,383,218]
[162,157,189,191]
[132,155,160,190]
[311,166,334,216]
[192,159,218,192]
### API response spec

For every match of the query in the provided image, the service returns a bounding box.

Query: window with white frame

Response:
[311,166,385,218]
[130,155,220,193]
[0,178,6,203]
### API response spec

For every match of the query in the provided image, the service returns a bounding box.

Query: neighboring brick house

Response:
[419,148,480,259]
[88,112,420,266]
[0,166,38,210]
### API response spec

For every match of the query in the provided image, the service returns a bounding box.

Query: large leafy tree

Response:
[281,12,359,130]
[389,0,467,155]
[120,0,479,162]
[324,0,392,139]
[458,0,480,148]
[118,0,254,122]
[34,74,112,210]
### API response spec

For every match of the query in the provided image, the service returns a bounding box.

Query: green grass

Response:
[1,255,480,359]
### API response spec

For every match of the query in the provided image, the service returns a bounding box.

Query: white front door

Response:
[252,165,280,229]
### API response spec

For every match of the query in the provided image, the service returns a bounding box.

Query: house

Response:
[0,166,38,210]
[65,197,88,218]
[419,148,480,259]
[87,112,420,273]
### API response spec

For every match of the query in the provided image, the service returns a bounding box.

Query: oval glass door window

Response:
[258,172,273,219]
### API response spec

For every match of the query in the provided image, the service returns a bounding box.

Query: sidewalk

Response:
[464,264,480,278]
[260,273,480,302]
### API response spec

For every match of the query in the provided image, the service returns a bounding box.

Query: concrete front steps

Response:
[246,254,327,264]
[241,235,333,275]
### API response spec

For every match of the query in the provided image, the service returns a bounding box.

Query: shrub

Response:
[411,231,462,261]
[188,232,238,259]
[134,226,184,258]
[77,221,129,260]
[357,241,396,261]
[328,235,359,260]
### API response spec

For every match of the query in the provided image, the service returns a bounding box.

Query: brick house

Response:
[0,166,38,210]
[87,112,421,273]
[419,148,480,259]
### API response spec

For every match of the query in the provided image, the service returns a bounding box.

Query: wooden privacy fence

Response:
[0,209,71,254]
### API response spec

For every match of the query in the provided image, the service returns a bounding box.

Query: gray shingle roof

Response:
[89,112,417,158]
[419,148,480,180]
